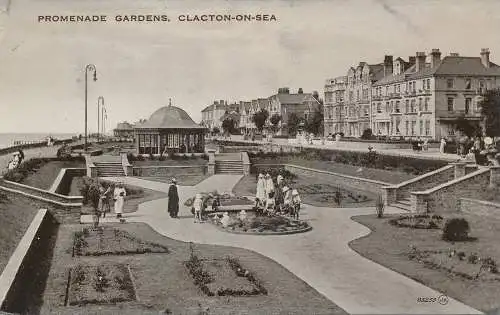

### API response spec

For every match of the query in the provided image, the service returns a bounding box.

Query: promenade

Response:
[88,175,481,314]
[218,135,461,162]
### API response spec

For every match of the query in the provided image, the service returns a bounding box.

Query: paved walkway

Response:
[90,175,481,314]
[221,135,461,162]
[0,145,62,176]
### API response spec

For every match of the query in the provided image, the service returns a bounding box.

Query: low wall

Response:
[411,168,491,214]
[0,180,82,205]
[459,198,500,217]
[132,165,208,177]
[253,163,389,196]
[0,209,58,314]
[392,165,455,200]
[49,168,86,195]
[0,187,81,224]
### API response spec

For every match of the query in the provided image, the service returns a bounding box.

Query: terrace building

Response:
[324,76,347,135]
[344,60,386,137]
[371,48,500,140]
[267,87,321,136]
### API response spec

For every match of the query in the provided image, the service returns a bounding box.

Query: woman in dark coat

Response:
[168,178,179,218]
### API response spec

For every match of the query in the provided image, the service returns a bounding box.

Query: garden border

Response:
[49,167,86,194]
[212,221,312,236]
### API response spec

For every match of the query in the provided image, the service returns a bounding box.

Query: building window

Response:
[426,79,431,90]
[377,103,381,113]
[385,102,390,113]
[396,84,400,93]
[447,97,454,112]
[405,121,409,135]
[405,100,410,113]
[479,79,485,91]
[465,98,472,114]
[395,101,400,113]
[419,120,423,135]
[425,120,431,135]
[447,79,454,89]
[410,99,416,112]
[424,97,429,111]
[411,120,416,135]
[465,78,472,90]
[418,98,422,111]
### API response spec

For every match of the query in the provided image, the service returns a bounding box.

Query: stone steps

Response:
[94,162,125,177]
[392,198,412,212]
[215,160,243,174]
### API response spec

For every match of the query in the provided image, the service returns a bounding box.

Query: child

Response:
[265,191,275,214]
[291,189,301,220]
[193,194,203,223]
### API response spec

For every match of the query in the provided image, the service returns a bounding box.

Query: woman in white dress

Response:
[113,182,127,219]
[255,173,266,208]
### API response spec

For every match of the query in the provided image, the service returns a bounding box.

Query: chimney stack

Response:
[481,48,490,68]
[430,48,441,68]
[415,52,426,72]
[383,55,393,76]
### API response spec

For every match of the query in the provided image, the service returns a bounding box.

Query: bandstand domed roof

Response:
[135,105,205,129]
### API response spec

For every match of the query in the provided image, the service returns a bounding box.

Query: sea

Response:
[0,133,78,149]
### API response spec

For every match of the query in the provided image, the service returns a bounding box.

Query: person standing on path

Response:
[168,178,179,218]
[255,173,266,210]
[113,182,127,219]
[193,193,203,223]
[439,137,446,154]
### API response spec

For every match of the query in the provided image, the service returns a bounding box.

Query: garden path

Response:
[90,175,482,315]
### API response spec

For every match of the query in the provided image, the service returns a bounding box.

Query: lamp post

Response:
[102,106,107,138]
[84,64,97,151]
[97,96,104,143]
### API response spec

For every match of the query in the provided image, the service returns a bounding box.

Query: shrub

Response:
[442,218,470,241]
[126,153,136,162]
[158,154,166,161]
[136,154,145,161]
[375,194,385,218]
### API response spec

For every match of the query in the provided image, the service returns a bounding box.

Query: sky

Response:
[0,0,500,133]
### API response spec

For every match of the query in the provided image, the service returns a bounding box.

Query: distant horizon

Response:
[1,0,500,133]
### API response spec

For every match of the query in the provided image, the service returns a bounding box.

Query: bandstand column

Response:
[157,133,161,155]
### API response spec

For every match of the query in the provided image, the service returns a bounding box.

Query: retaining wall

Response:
[459,198,500,217]
[0,186,81,224]
[49,168,86,195]
[253,163,389,196]
[412,168,491,213]
[0,209,58,314]
[132,165,208,177]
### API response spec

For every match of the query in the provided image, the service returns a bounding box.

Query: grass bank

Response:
[349,213,500,313]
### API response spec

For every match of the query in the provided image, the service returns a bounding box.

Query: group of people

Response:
[7,150,24,170]
[255,172,302,219]
[95,181,127,220]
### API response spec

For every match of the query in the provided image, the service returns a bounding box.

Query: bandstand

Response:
[134,104,206,154]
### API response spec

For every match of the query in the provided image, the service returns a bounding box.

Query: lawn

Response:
[39,223,346,315]
[252,157,416,184]
[0,192,39,274]
[349,212,500,313]
[233,175,377,208]
[20,160,85,190]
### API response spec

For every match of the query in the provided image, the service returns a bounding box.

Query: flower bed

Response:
[184,254,267,297]
[389,214,444,229]
[210,212,311,235]
[67,263,136,306]
[408,248,500,281]
[73,226,169,256]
